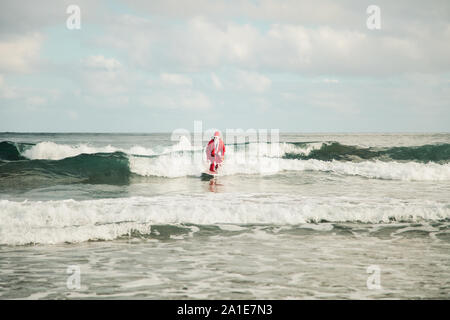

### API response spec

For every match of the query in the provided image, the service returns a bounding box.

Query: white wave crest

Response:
[278,142,324,156]
[280,159,450,181]
[21,139,320,161]
[129,151,450,181]
[21,141,156,160]
[20,138,199,161]
[1,195,448,245]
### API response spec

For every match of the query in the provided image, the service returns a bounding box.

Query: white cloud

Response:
[235,70,271,93]
[125,0,360,27]
[178,90,211,109]
[160,73,192,86]
[2,1,450,76]
[0,1,105,36]
[211,73,223,90]
[323,78,339,84]
[83,55,122,71]
[308,91,359,114]
[26,96,46,106]
[0,74,63,109]
[0,75,18,99]
[252,97,271,111]
[141,89,211,110]
[1,0,449,131]
[98,13,450,75]
[0,33,43,73]
[81,55,130,98]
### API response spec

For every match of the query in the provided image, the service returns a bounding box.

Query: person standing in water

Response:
[206,131,225,173]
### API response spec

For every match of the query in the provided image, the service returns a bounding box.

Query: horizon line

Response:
[1,131,449,135]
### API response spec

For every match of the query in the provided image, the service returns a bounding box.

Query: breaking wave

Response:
[1,140,450,187]
[1,194,449,245]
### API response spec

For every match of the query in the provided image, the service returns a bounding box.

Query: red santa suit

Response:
[206,132,225,172]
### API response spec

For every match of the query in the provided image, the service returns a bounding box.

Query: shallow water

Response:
[1,228,449,299]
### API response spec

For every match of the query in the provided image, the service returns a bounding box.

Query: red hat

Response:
[214,131,220,137]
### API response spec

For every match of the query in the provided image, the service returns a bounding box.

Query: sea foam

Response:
[0,195,449,245]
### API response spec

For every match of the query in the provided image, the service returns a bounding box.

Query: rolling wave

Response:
[0,151,130,187]
[0,141,27,161]
[128,154,450,180]
[1,195,449,245]
[3,139,449,163]
[1,140,450,187]
[285,142,450,162]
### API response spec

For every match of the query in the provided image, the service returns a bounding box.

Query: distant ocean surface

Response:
[0,132,449,299]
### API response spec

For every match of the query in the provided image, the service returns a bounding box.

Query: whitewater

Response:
[0,132,449,299]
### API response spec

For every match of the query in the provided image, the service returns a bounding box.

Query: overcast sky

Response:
[0,0,449,132]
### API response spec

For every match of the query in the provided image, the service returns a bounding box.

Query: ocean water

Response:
[0,132,449,299]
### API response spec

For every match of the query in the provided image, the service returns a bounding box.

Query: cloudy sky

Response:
[0,0,449,132]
